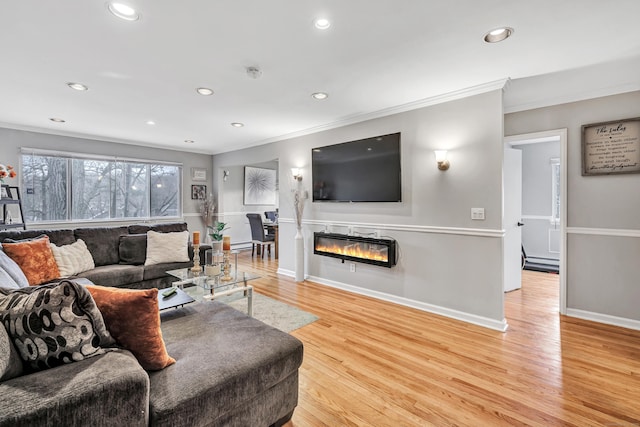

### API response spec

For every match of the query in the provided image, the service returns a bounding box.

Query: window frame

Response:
[20,148,183,225]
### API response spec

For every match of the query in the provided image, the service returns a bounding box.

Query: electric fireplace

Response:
[313,232,397,268]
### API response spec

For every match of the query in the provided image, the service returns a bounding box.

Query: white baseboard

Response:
[566,308,640,331]
[277,269,508,332]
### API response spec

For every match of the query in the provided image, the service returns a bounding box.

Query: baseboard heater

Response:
[313,232,397,268]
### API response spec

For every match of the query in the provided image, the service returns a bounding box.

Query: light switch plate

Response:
[471,208,485,220]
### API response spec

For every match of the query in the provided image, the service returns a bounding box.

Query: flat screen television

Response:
[312,132,402,202]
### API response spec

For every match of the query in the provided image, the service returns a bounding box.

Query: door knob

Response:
[517,222,524,227]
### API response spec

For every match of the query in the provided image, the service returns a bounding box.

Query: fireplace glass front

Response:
[313,232,397,268]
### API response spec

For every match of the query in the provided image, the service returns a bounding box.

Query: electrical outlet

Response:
[350,263,356,273]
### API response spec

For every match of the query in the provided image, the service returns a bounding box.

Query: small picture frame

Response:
[0,185,9,199]
[191,184,206,200]
[191,167,207,182]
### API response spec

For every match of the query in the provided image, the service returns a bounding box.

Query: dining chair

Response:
[246,213,275,258]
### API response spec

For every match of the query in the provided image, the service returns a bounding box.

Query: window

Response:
[550,158,560,224]
[21,149,182,223]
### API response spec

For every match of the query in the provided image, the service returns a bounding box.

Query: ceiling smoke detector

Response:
[246,66,262,79]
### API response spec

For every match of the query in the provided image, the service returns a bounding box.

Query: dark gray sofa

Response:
[0,222,208,289]
[0,300,304,426]
[0,222,304,426]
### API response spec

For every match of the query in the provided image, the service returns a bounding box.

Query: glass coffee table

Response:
[165,268,259,316]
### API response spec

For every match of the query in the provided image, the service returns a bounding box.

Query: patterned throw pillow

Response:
[0,280,115,371]
[2,236,60,285]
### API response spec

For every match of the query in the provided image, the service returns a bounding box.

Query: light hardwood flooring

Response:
[236,251,640,426]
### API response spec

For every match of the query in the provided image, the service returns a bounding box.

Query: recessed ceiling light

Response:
[67,82,88,91]
[314,18,331,30]
[49,117,66,123]
[231,122,244,128]
[184,139,195,144]
[107,2,140,21]
[311,92,328,100]
[146,120,156,125]
[196,87,214,96]
[484,27,514,43]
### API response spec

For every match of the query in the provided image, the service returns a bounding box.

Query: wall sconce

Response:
[223,170,230,181]
[291,168,303,181]
[434,150,450,171]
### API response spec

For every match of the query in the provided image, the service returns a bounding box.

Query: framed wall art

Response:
[243,166,276,205]
[191,167,207,181]
[191,184,206,200]
[582,117,640,176]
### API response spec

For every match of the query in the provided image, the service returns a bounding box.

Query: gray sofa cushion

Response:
[142,261,192,281]
[129,222,188,235]
[74,226,129,266]
[0,322,23,381]
[149,302,303,426]
[0,250,29,288]
[0,229,76,247]
[119,234,147,265]
[0,350,149,427]
[76,264,144,288]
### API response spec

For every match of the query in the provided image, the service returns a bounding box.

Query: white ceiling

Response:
[1,1,639,154]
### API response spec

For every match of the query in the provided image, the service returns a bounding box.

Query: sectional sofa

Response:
[0,222,206,289]
[0,222,305,426]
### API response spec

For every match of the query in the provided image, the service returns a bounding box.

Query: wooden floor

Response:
[237,252,640,426]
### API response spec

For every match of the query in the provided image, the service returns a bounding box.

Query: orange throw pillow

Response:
[85,285,175,371]
[2,236,60,286]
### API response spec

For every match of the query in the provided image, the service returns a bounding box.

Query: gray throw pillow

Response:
[0,321,23,381]
[0,268,20,290]
[0,280,115,372]
[0,249,29,288]
[119,234,147,265]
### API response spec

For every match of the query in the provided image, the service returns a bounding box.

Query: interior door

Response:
[503,147,523,292]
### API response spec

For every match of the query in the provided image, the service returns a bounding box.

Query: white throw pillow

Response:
[50,239,95,277]
[144,230,190,266]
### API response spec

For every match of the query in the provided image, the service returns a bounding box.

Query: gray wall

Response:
[516,141,561,260]
[505,90,640,321]
[218,160,278,246]
[213,90,507,328]
[0,127,213,235]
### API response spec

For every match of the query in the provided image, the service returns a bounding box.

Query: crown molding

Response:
[253,78,510,146]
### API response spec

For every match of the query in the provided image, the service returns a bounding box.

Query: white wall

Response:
[0,127,213,235]
[505,90,640,325]
[213,89,507,330]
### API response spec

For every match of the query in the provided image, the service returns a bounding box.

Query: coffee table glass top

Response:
[166,268,259,290]
[166,268,258,314]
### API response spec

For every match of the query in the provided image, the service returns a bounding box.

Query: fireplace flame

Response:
[315,242,388,262]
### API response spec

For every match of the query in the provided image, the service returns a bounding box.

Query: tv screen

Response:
[312,132,402,202]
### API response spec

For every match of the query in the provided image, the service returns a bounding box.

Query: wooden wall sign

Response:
[582,117,640,176]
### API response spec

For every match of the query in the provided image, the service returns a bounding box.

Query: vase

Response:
[294,228,304,282]
[211,240,223,254]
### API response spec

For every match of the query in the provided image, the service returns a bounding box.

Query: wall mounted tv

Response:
[312,132,402,202]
